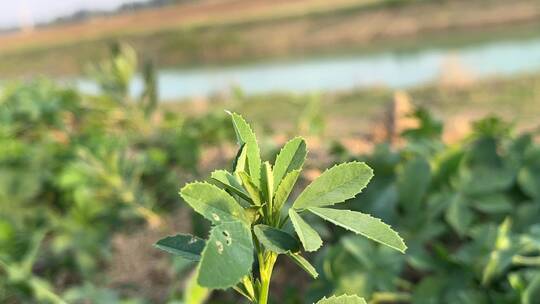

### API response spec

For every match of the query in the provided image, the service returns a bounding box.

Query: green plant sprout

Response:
[155,112,407,304]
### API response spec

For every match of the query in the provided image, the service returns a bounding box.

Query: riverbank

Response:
[164,71,540,144]
[1,0,540,77]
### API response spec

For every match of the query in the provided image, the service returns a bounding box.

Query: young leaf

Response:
[211,170,251,203]
[286,252,318,279]
[273,137,307,191]
[260,161,274,205]
[289,209,323,252]
[308,207,407,253]
[197,221,254,289]
[238,172,262,206]
[180,182,249,224]
[292,162,373,210]
[315,294,367,304]
[154,234,205,261]
[229,112,261,187]
[274,170,300,212]
[254,224,300,254]
[184,269,211,304]
[233,144,247,173]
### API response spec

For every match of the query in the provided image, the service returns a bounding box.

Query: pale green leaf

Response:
[197,221,254,289]
[233,144,247,173]
[289,209,322,252]
[274,170,300,212]
[184,269,211,304]
[154,234,205,261]
[273,137,306,191]
[260,161,274,205]
[287,252,318,279]
[293,162,373,210]
[211,170,251,203]
[308,207,407,253]
[238,172,262,206]
[180,182,249,224]
[254,224,300,254]
[315,294,367,304]
[230,112,261,187]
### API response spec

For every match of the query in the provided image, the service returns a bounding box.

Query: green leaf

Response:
[315,294,367,304]
[274,170,300,212]
[523,273,540,304]
[184,270,211,304]
[233,144,247,173]
[308,207,407,253]
[286,252,318,279]
[180,182,249,224]
[260,161,274,205]
[211,170,251,203]
[254,224,300,254]
[154,234,205,261]
[397,157,431,213]
[197,221,254,289]
[292,162,373,210]
[289,209,322,252]
[273,137,306,191]
[238,172,262,206]
[229,112,261,187]
[445,194,473,237]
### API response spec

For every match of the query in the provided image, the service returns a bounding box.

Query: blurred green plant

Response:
[320,108,540,303]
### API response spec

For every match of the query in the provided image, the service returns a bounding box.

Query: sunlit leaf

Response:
[287,252,318,279]
[293,162,373,209]
[197,221,253,289]
[229,112,261,187]
[273,137,306,191]
[315,294,367,304]
[308,207,406,253]
[289,209,322,252]
[180,182,249,224]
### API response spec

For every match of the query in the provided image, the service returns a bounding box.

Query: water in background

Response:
[77,33,540,100]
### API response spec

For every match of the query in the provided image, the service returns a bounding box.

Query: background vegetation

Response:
[1,0,540,303]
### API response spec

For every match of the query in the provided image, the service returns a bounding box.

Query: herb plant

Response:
[155,113,407,303]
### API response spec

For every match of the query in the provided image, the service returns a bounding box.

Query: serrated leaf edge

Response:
[308,207,407,253]
[293,161,374,210]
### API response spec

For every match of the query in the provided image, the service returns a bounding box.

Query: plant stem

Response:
[257,252,277,304]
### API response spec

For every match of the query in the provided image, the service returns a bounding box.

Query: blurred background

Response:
[1,0,540,303]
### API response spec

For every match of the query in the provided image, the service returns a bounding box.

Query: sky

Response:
[0,0,148,29]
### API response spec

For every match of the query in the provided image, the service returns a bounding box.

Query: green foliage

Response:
[292,162,373,209]
[154,234,206,261]
[0,55,231,302]
[316,294,367,304]
[320,110,540,303]
[156,113,403,304]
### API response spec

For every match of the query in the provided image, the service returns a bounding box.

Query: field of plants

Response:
[1,41,540,304]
